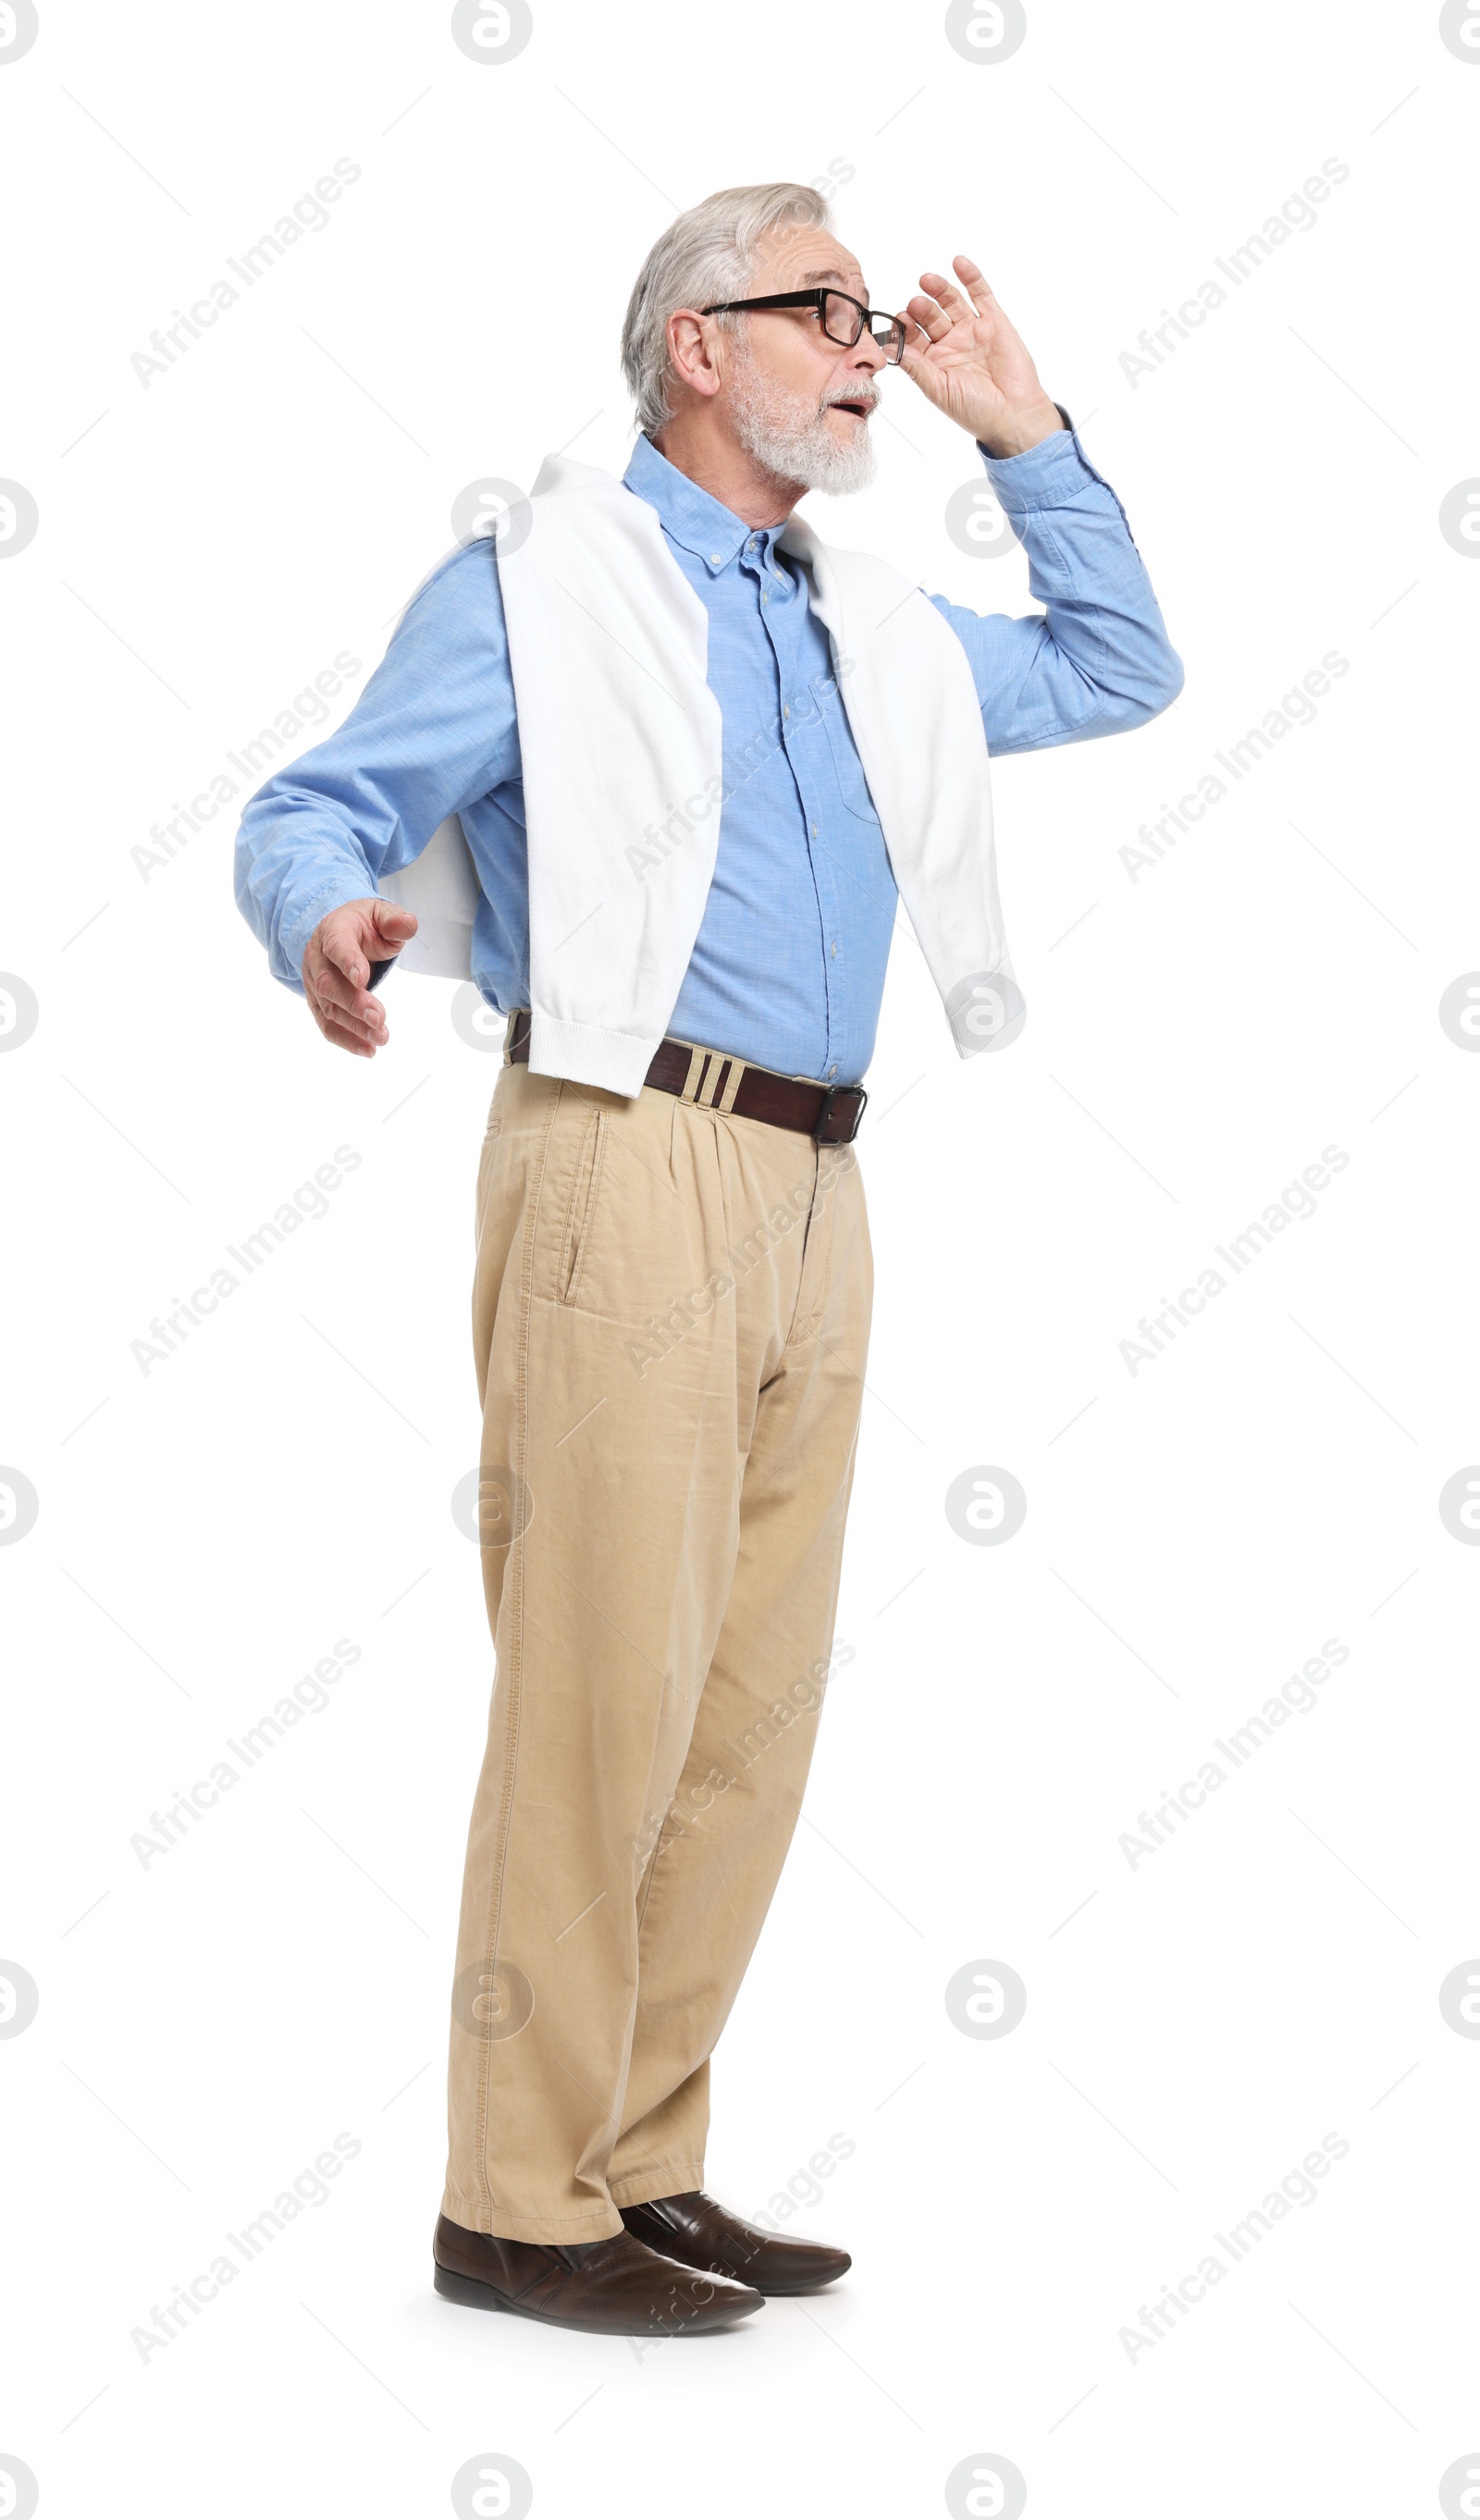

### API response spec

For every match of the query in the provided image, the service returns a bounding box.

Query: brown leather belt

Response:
[504,1010,868,1145]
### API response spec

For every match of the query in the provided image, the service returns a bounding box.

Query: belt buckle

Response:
[813,1083,867,1145]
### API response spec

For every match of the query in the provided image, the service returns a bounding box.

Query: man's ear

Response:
[665,308,724,401]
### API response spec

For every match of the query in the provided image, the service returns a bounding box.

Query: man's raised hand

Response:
[303,897,418,1057]
[898,255,1064,460]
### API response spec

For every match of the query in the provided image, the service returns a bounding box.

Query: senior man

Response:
[235,181,1182,2338]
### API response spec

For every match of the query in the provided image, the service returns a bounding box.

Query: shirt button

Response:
[783,704,791,719]
[810,822,819,837]
[828,1064,838,1078]
[831,942,838,957]
[709,553,722,565]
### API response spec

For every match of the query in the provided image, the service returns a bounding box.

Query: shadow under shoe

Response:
[433,2214,764,2336]
[621,2190,852,2296]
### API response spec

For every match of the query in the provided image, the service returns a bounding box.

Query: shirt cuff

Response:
[277,877,378,992]
[977,408,1108,515]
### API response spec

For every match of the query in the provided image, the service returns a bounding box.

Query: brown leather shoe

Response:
[432,2213,764,2336]
[620,2191,852,2295]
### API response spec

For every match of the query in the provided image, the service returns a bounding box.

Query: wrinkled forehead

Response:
[747,223,867,301]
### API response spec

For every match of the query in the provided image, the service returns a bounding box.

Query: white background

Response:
[4,1,1479,2513]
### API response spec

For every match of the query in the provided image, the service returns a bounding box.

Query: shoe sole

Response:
[741,2269,851,2296]
[433,2259,762,2336]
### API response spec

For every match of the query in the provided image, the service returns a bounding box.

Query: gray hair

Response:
[620,183,831,439]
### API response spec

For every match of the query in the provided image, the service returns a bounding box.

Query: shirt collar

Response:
[623,433,784,575]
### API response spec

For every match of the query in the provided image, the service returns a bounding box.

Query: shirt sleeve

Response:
[929,424,1184,755]
[233,535,520,993]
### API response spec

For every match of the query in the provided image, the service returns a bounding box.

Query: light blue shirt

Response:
[235,425,1181,1084]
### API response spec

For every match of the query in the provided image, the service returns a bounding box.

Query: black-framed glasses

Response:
[699,287,906,365]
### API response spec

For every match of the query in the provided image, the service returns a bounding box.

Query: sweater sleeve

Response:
[233,535,520,993]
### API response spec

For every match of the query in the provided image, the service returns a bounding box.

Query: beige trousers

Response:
[441,1050,873,2241]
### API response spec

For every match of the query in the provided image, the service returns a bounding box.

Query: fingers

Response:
[321,916,374,993]
[308,955,388,1051]
[313,898,415,995]
[896,337,951,405]
[299,897,409,1054]
[895,315,935,373]
[918,269,969,317]
[313,1006,379,1058]
[912,261,1000,332]
[306,977,381,1057]
[951,254,999,316]
[906,289,956,344]
[372,901,419,947]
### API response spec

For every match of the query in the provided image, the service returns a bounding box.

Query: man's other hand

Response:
[303,898,418,1057]
[898,255,1064,460]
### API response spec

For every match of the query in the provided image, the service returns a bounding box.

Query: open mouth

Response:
[828,398,874,421]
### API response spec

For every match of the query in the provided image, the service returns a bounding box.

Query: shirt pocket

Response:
[820,697,883,826]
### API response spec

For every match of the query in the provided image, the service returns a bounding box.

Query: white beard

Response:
[726,342,878,496]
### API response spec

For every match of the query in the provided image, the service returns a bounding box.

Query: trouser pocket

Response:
[557,1104,606,1306]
